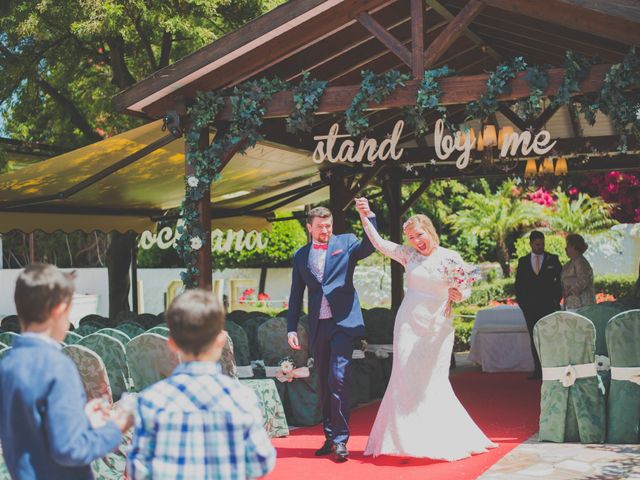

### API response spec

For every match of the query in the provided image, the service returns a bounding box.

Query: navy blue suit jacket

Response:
[0,335,121,480]
[286,218,377,345]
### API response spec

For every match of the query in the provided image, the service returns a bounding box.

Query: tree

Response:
[544,191,617,235]
[1,0,284,313]
[447,180,542,277]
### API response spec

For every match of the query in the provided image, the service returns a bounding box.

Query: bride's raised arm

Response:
[356,198,410,267]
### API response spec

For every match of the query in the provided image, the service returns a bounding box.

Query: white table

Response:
[467,305,534,373]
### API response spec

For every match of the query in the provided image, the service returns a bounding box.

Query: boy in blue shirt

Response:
[128,289,276,479]
[0,263,132,479]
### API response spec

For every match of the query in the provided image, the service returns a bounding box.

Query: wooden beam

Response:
[410,0,425,79]
[483,0,640,45]
[215,63,613,120]
[567,102,583,138]
[556,0,640,24]
[356,12,413,68]
[498,104,529,131]
[192,128,212,290]
[341,162,388,211]
[400,179,431,216]
[424,0,485,68]
[532,102,563,131]
[383,173,404,310]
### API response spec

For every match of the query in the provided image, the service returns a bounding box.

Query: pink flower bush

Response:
[528,188,556,206]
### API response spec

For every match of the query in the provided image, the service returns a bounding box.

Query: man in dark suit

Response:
[286,206,375,462]
[515,230,562,380]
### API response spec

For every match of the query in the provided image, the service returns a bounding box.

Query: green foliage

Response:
[453,321,474,352]
[286,72,327,133]
[551,51,596,108]
[465,57,527,120]
[593,275,636,299]
[447,179,542,276]
[404,66,453,137]
[211,218,307,269]
[515,234,569,264]
[543,191,617,235]
[465,278,516,307]
[521,65,550,118]
[345,70,410,137]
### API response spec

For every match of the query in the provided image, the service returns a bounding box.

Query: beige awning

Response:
[0,121,325,233]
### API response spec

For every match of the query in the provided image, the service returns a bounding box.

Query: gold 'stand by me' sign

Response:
[312,119,557,170]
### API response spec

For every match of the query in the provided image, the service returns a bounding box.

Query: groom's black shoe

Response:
[315,439,333,456]
[333,443,348,462]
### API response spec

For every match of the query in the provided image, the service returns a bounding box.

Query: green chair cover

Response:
[576,303,624,356]
[0,315,20,334]
[363,307,394,344]
[245,311,270,321]
[241,315,268,361]
[0,332,19,347]
[62,344,113,403]
[534,312,606,443]
[78,333,130,401]
[146,326,169,337]
[74,324,101,337]
[64,331,83,345]
[79,314,108,328]
[114,311,138,325]
[225,320,251,366]
[137,313,160,330]
[226,310,248,324]
[258,318,321,426]
[606,309,640,443]
[126,333,179,392]
[240,379,289,438]
[97,328,131,346]
[115,322,145,339]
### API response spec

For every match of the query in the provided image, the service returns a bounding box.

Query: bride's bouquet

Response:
[441,257,480,317]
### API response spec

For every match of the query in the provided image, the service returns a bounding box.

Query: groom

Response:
[286,205,376,462]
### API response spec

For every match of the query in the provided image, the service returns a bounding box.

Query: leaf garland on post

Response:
[465,57,527,121]
[345,70,410,137]
[177,78,288,288]
[551,51,596,108]
[286,72,328,133]
[404,66,453,137]
[520,65,550,120]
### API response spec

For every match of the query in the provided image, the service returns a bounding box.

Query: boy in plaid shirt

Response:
[127,289,276,479]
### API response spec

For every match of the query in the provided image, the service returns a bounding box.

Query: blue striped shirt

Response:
[127,362,276,479]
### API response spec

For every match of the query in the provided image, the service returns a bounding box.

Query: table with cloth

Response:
[468,305,535,372]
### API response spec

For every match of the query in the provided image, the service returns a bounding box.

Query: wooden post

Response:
[410,0,424,79]
[386,173,404,311]
[185,127,213,290]
[131,240,139,313]
[329,171,350,234]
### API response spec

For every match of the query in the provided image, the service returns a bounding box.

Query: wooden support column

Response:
[131,241,139,313]
[385,172,403,311]
[329,171,350,234]
[187,127,213,290]
[410,0,424,79]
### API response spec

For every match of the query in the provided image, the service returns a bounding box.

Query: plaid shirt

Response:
[127,362,276,480]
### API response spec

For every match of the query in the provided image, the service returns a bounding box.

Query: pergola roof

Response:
[0,121,326,233]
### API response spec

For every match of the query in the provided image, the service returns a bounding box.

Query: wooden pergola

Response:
[114,0,640,308]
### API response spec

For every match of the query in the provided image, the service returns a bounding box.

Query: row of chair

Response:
[534,309,640,444]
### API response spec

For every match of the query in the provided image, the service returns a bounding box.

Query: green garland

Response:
[345,70,410,136]
[177,48,640,287]
[466,57,527,120]
[286,71,328,133]
[404,66,453,136]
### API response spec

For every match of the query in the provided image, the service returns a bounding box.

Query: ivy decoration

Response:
[345,69,410,137]
[551,51,596,108]
[466,57,527,120]
[596,47,640,151]
[520,65,550,119]
[286,71,328,133]
[404,66,453,137]
[176,77,289,288]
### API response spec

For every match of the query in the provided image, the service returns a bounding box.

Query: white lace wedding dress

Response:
[362,217,497,460]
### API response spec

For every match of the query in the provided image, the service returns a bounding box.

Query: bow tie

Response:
[313,243,328,250]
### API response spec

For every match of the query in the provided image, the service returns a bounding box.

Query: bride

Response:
[355,197,496,460]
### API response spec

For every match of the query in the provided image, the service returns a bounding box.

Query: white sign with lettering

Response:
[139,225,268,252]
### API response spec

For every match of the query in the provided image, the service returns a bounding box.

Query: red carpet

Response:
[268,371,540,480]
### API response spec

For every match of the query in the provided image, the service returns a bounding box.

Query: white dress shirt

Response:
[531,253,544,274]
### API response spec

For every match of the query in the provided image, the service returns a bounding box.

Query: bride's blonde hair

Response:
[403,214,440,247]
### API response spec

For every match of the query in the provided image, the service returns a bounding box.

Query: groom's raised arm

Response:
[350,215,377,261]
[286,256,305,333]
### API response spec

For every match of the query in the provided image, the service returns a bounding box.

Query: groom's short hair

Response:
[530,231,545,242]
[307,206,332,225]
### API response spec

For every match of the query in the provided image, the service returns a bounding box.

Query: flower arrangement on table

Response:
[238,288,270,306]
[440,257,481,317]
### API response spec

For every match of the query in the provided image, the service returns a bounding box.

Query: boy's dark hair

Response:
[529,230,545,242]
[15,263,74,326]
[166,289,224,356]
[306,206,332,226]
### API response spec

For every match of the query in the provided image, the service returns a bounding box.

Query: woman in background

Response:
[561,234,596,311]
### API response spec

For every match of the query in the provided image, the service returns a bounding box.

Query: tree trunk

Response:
[107,232,136,319]
[496,238,511,277]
